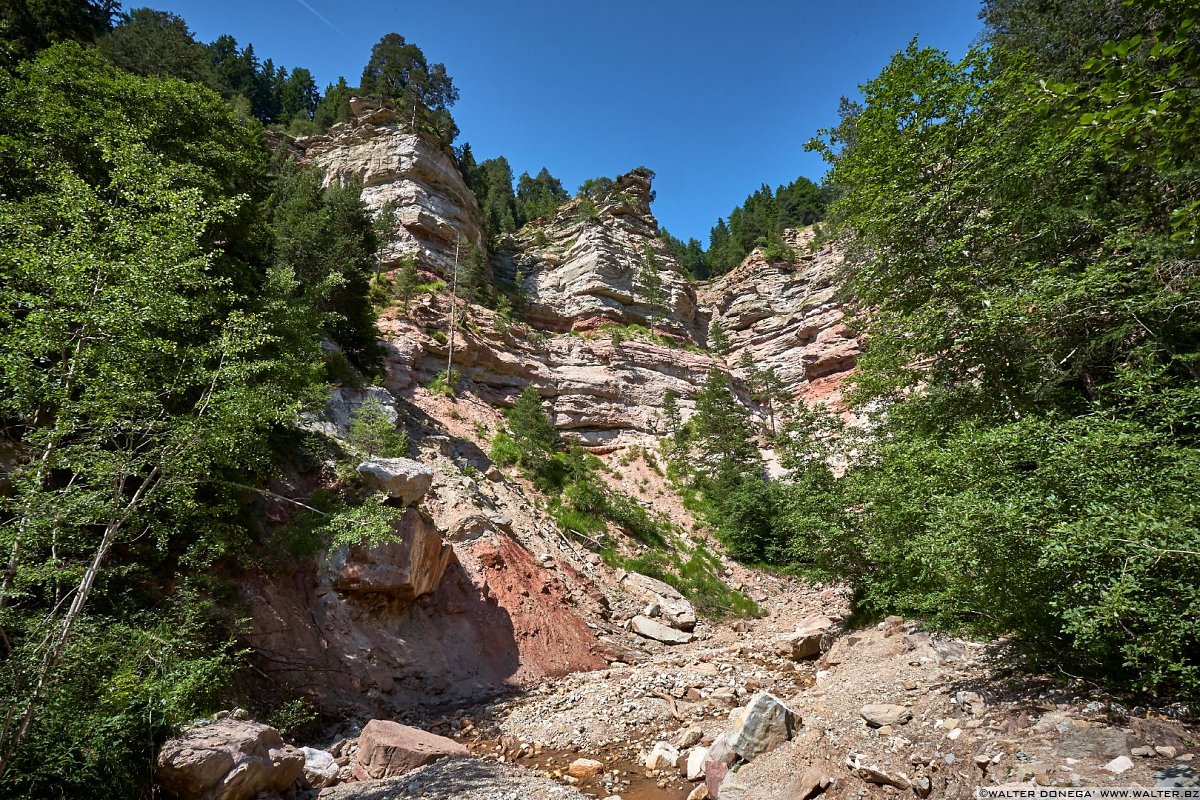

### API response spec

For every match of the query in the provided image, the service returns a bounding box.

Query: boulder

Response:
[674,726,704,750]
[300,746,338,789]
[776,615,834,660]
[1056,725,1130,760]
[351,719,468,780]
[722,693,798,763]
[567,757,605,779]
[860,703,912,727]
[644,741,681,771]
[685,746,708,781]
[630,614,693,644]
[329,507,453,600]
[1104,756,1134,774]
[1132,717,1190,750]
[155,719,304,800]
[704,760,729,799]
[356,457,434,504]
[620,572,697,631]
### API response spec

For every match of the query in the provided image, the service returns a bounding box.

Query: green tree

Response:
[636,245,668,334]
[516,167,568,222]
[805,22,1200,693]
[347,398,408,457]
[268,156,381,368]
[691,371,761,494]
[708,319,731,355]
[98,8,216,86]
[458,148,522,239]
[0,43,324,792]
[280,65,319,122]
[738,351,787,436]
[358,32,458,144]
[506,385,559,472]
[393,255,419,314]
[577,176,615,197]
[0,0,115,61]
[313,75,353,130]
[456,242,492,306]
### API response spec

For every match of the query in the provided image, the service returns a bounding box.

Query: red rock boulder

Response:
[351,719,469,780]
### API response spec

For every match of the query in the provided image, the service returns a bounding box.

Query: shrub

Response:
[347,397,408,457]
[426,368,459,396]
[488,431,522,467]
[575,199,600,222]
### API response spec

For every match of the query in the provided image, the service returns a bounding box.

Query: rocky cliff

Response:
[497,169,703,342]
[296,99,485,274]
[701,227,859,407]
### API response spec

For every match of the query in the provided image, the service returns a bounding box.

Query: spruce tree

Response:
[636,245,668,335]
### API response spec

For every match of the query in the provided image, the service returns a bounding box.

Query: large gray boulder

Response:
[705,692,797,776]
[155,719,304,800]
[630,614,693,644]
[357,457,434,504]
[620,571,697,631]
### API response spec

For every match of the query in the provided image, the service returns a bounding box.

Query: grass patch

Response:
[604,541,762,620]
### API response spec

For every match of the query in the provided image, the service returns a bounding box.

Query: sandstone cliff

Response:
[296,98,485,274]
[497,169,703,342]
[701,228,859,407]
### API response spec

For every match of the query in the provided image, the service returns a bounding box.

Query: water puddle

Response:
[465,740,693,800]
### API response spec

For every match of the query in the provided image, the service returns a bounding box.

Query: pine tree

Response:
[708,319,731,355]
[393,255,419,314]
[507,385,559,470]
[692,370,761,494]
[637,245,668,335]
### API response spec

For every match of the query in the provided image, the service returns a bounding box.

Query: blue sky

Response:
[148,0,985,243]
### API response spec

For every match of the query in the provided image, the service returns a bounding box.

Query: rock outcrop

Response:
[619,570,696,631]
[328,507,453,600]
[381,300,725,446]
[700,228,859,407]
[297,99,484,274]
[356,457,435,504]
[498,169,703,340]
[155,720,303,800]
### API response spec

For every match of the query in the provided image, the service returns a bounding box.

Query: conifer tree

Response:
[708,319,731,355]
[636,245,668,335]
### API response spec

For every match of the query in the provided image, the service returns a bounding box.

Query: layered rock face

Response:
[296,99,484,274]
[497,169,703,341]
[700,228,859,407]
[379,302,722,446]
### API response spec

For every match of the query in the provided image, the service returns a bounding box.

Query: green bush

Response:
[488,431,522,467]
[840,415,1200,695]
[426,368,459,396]
[347,397,408,457]
[575,199,600,222]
